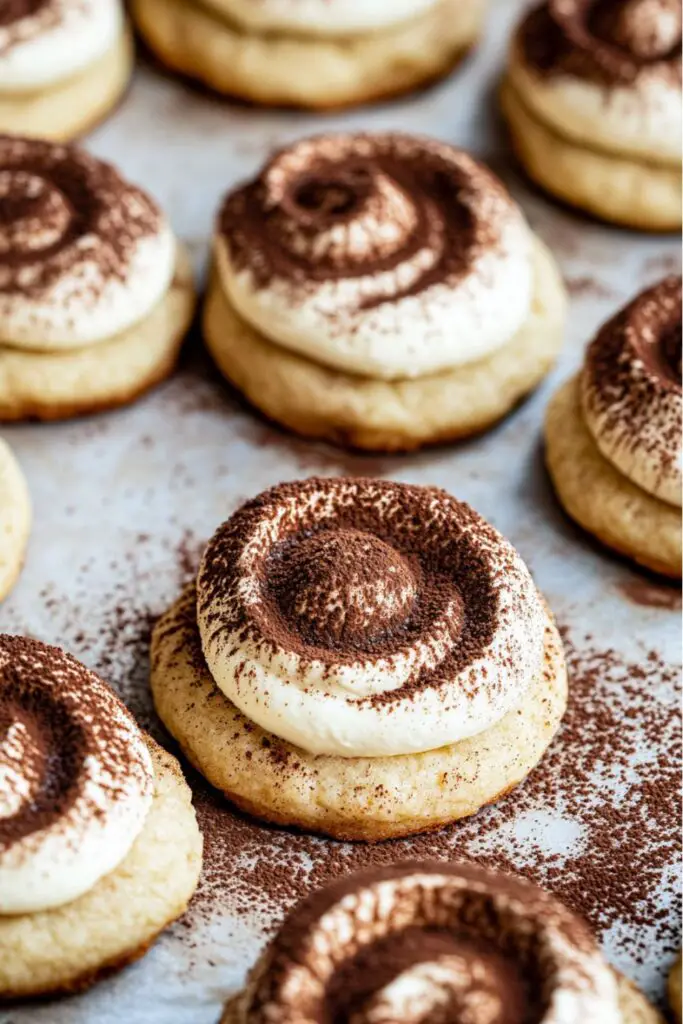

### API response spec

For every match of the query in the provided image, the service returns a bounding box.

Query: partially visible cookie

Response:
[502,1,682,230]
[222,862,663,1024]
[131,0,485,110]
[0,636,203,998]
[0,439,30,601]
[545,279,682,578]
[0,1,133,142]
[0,136,196,421]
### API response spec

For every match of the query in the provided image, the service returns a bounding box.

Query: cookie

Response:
[502,1,682,231]
[151,478,567,841]
[205,132,566,451]
[0,636,202,998]
[131,0,485,110]
[0,136,196,421]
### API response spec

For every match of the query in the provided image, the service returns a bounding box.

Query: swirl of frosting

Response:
[216,133,533,381]
[201,0,440,36]
[196,478,546,759]
[0,634,153,915]
[0,1,122,92]
[0,135,175,350]
[227,863,621,1024]
[581,276,682,507]
[513,0,682,161]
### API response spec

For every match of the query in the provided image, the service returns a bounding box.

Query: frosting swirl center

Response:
[274,529,418,648]
[0,169,72,256]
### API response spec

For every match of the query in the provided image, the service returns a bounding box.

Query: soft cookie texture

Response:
[502,1,682,230]
[152,588,566,841]
[205,133,566,451]
[131,0,484,110]
[0,2,133,142]
[0,136,196,421]
[221,863,663,1024]
[0,440,30,601]
[545,377,681,577]
[0,739,202,998]
[204,234,565,451]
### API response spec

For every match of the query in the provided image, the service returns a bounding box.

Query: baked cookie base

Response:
[204,234,566,452]
[0,439,31,602]
[545,377,682,578]
[0,243,196,422]
[131,0,484,110]
[222,969,664,1023]
[501,77,682,232]
[0,739,202,999]
[151,585,567,842]
[0,27,134,143]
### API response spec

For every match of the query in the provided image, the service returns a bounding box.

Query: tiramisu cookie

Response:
[0,439,30,601]
[0,635,202,999]
[671,952,683,1023]
[501,0,682,230]
[151,477,567,842]
[546,277,682,578]
[204,133,566,452]
[0,1,133,142]
[131,0,485,110]
[0,136,196,422]
[222,862,664,1024]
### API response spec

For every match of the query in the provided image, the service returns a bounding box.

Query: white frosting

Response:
[0,134,177,350]
[202,0,440,36]
[1,222,176,350]
[0,0,123,94]
[216,215,533,382]
[197,479,547,759]
[0,640,154,915]
[510,47,682,165]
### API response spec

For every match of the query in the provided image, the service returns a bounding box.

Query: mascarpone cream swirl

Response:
[0,634,153,915]
[196,478,546,759]
[202,0,440,36]
[581,276,682,507]
[0,0,123,93]
[228,862,621,1024]
[216,133,533,381]
[0,135,175,350]
[512,0,683,162]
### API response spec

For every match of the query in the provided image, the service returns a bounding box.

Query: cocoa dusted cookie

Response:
[0,635,203,999]
[130,0,486,111]
[545,277,682,578]
[151,477,568,842]
[501,0,682,230]
[0,1,133,142]
[0,439,30,601]
[204,132,566,452]
[0,135,197,421]
[222,862,664,1024]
